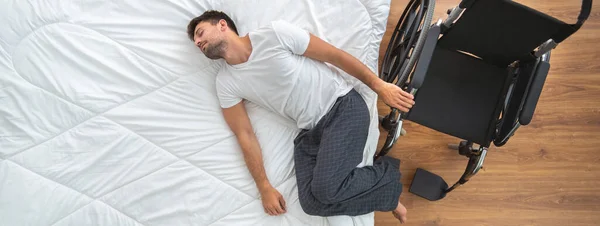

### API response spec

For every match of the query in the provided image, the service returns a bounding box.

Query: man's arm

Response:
[302,33,415,112]
[221,101,286,216]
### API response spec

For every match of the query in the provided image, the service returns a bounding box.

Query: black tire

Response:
[380,0,435,87]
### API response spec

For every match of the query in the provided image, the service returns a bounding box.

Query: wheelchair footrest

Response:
[409,168,448,201]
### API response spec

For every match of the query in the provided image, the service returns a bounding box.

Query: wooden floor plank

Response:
[374,0,600,225]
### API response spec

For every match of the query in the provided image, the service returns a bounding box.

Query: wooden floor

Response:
[374,0,600,225]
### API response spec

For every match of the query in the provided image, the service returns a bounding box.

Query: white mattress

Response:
[0,0,391,225]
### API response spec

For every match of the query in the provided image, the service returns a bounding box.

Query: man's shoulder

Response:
[247,21,276,35]
[215,64,234,84]
[250,20,299,37]
[270,20,295,29]
[269,20,303,36]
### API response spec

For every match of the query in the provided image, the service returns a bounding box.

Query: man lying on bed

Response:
[187,11,414,224]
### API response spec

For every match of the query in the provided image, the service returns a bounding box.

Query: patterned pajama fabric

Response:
[293,89,403,216]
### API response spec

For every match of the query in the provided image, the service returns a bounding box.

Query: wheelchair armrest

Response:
[408,23,441,91]
[519,56,550,125]
[494,53,550,147]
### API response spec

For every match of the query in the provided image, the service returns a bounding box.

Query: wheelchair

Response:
[376,0,592,201]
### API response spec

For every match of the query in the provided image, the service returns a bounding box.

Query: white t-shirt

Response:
[215,20,353,130]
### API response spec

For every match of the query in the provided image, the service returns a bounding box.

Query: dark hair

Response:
[187,10,239,41]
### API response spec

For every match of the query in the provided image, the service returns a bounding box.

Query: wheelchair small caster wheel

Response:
[401,128,407,136]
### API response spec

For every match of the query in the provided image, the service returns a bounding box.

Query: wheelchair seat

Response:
[376,0,592,201]
[405,46,510,146]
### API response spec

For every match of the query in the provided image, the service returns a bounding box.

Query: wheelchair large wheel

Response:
[376,0,435,159]
[380,0,435,88]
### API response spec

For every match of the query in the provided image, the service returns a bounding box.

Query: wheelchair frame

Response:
[376,0,591,201]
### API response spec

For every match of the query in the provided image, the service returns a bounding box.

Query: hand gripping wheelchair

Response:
[376,0,592,201]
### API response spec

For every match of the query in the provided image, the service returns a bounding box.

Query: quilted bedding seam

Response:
[11,22,194,77]
[108,121,254,198]
[4,160,146,226]
[5,46,247,225]
[47,199,147,226]
[3,75,256,221]
[4,73,188,159]
[5,82,253,225]
[206,176,297,226]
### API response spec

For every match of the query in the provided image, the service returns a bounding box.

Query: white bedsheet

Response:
[0,0,391,225]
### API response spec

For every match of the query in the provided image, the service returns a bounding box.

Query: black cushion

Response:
[406,46,509,145]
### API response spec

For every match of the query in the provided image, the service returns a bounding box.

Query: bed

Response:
[0,0,392,225]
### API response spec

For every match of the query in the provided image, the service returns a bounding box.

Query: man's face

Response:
[193,21,227,59]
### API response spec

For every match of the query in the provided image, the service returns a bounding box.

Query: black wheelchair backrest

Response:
[438,0,592,67]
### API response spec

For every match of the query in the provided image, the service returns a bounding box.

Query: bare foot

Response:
[392,200,407,224]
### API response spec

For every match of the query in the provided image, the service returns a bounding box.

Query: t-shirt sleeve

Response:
[271,20,310,55]
[215,75,242,109]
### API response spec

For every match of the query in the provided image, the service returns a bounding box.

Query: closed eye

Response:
[194,28,201,39]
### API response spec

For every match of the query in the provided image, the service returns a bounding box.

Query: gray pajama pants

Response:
[293,89,403,217]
